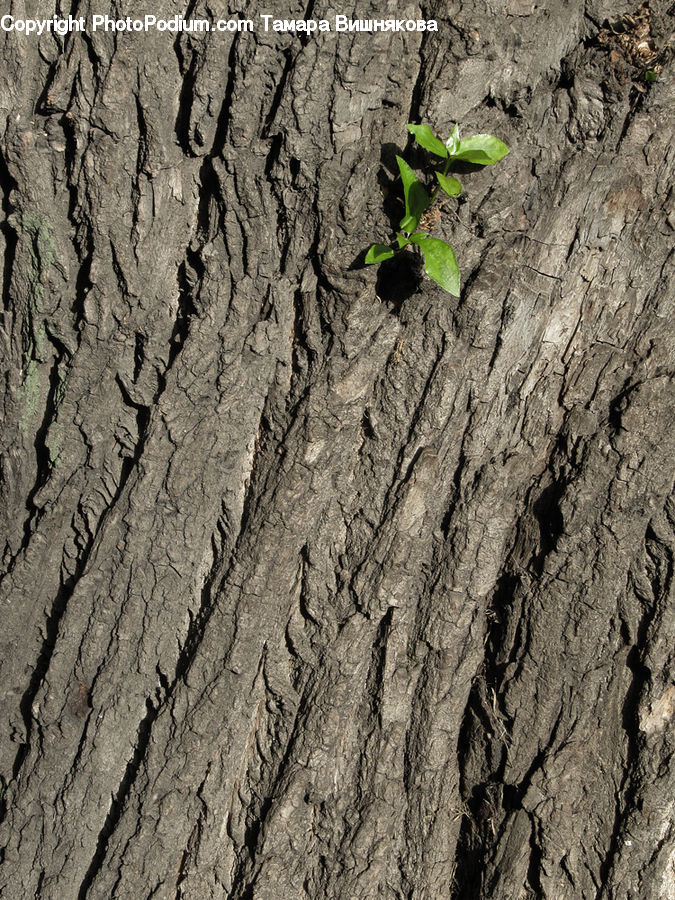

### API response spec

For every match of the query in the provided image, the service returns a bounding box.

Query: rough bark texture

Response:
[1,1,674,897]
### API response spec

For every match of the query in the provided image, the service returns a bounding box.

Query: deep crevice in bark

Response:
[76,697,158,900]
[0,150,17,319]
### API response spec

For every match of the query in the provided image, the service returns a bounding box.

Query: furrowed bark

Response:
[0,1,673,897]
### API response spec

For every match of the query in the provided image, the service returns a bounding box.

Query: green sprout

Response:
[366,123,509,296]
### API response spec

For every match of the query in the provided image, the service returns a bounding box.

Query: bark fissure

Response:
[76,697,158,900]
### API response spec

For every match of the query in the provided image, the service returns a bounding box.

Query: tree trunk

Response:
[1,1,673,897]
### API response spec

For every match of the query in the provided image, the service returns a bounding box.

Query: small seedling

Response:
[366,123,509,296]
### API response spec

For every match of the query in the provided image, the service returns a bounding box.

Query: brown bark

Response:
[0,1,673,897]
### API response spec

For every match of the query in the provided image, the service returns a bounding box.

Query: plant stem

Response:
[394,156,454,254]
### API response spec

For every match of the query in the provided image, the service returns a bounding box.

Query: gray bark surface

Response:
[0,1,674,897]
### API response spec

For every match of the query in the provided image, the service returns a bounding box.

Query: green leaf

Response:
[406,124,448,158]
[396,232,410,249]
[452,134,509,165]
[396,155,428,233]
[407,233,427,246]
[400,214,417,233]
[409,236,460,296]
[436,172,462,197]
[645,70,658,82]
[445,124,460,156]
[365,244,395,264]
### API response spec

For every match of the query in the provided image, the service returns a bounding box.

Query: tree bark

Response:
[1,1,673,897]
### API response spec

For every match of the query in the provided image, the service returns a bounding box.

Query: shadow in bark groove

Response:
[0,150,17,317]
[171,561,219,691]
[211,34,241,158]
[8,385,151,791]
[173,50,198,156]
[531,479,566,574]
[453,566,535,896]
[261,48,294,138]
[526,815,545,898]
[76,697,158,899]
[229,676,312,898]
[599,520,671,891]
[17,347,72,540]
[376,251,423,308]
